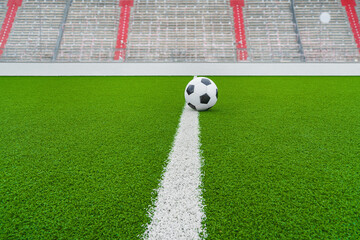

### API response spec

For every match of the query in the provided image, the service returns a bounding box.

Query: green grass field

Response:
[201,77,360,239]
[0,77,187,239]
[1,76,360,239]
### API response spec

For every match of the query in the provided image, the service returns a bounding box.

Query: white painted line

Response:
[143,106,206,240]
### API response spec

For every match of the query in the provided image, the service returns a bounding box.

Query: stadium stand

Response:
[0,0,23,58]
[0,1,6,23]
[125,0,236,62]
[295,0,359,62]
[0,1,8,56]
[0,0,359,62]
[243,0,303,62]
[1,0,66,61]
[57,0,120,62]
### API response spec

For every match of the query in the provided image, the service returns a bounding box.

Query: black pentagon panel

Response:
[201,78,211,86]
[188,102,197,110]
[186,85,195,95]
[216,89,218,99]
[200,93,211,104]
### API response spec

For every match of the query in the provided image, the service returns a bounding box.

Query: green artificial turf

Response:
[0,76,188,239]
[200,76,360,239]
[2,76,360,239]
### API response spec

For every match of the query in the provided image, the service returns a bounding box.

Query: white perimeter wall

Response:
[0,63,360,76]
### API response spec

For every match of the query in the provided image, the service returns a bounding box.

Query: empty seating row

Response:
[126,0,236,62]
[0,0,359,62]
[295,0,359,62]
[57,0,120,62]
[243,0,302,62]
[1,0,67,62]
[0,1,7,26]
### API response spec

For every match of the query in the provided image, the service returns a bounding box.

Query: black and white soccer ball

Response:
[184,77,218,111]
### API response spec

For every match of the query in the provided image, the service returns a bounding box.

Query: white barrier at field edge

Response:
[0,63,360,76]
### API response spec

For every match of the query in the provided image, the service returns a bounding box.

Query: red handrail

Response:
[230,0,248,61]
[0,0,22,57]
[114,0,133,61]
[342,0,360,53]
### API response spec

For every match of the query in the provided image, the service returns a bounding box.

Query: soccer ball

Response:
[184,77,218,111]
